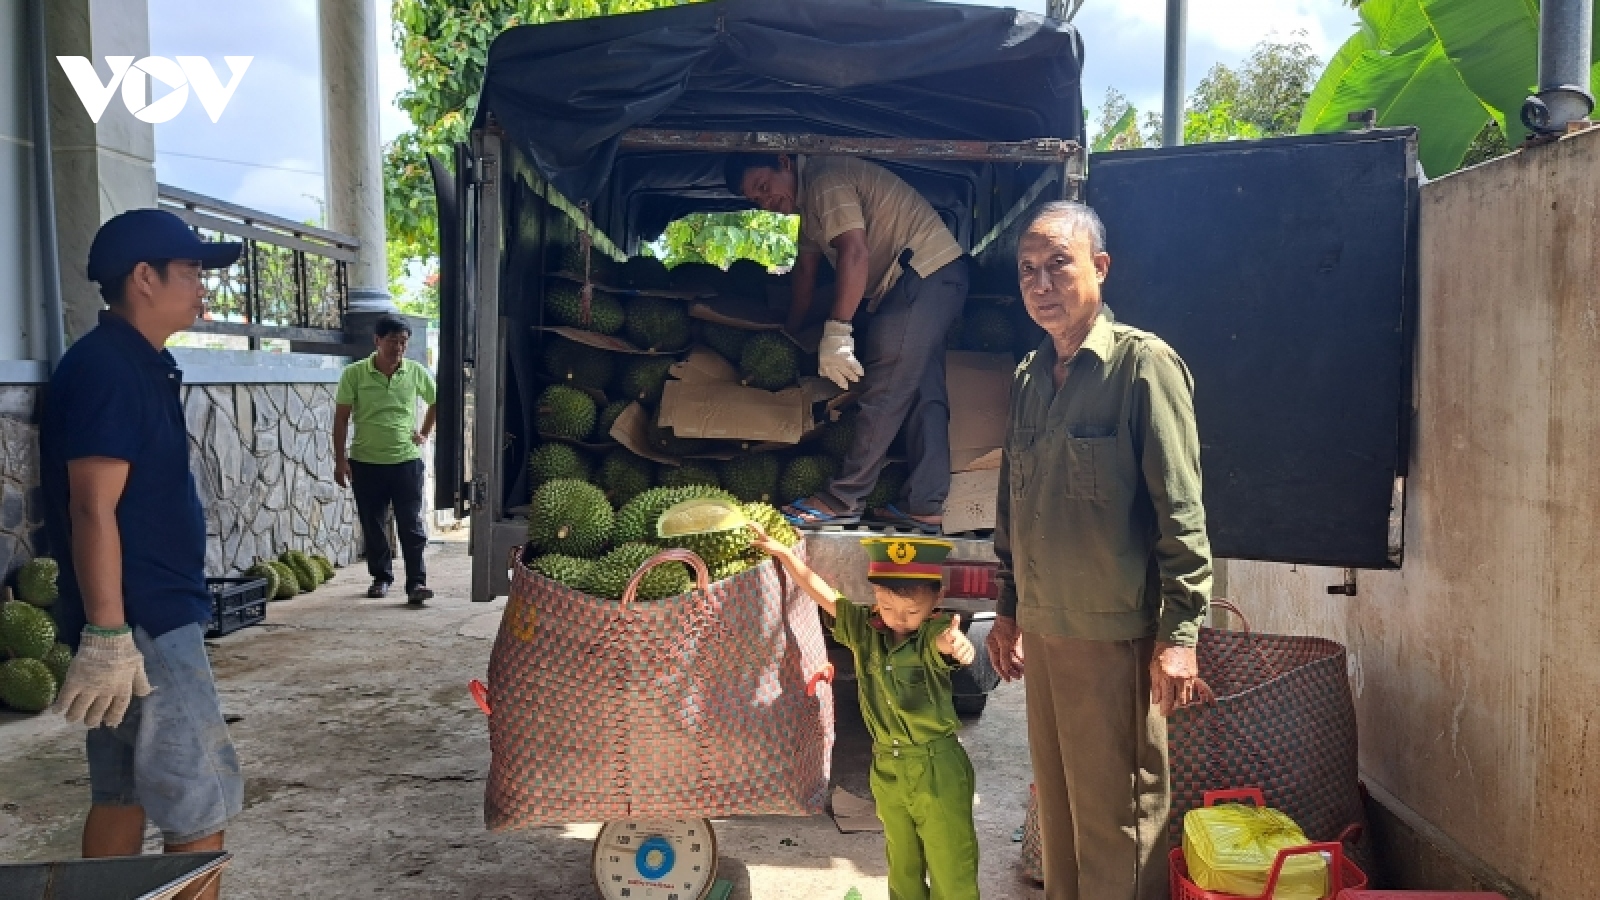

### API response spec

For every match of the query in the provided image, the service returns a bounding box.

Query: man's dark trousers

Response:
[819,256,969,517]
[350,458,427,591]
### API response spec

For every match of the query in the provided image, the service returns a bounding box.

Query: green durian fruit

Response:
[623,296,691,352]
[529,443,593,489]
[529,554,594,590]
[778,455,836,503]
[0,602,56,660]
[719,453,781,503]
[545,284,625,334]
[0,658,57,712]
[526,478,614,558]
[739,332,800,390]
[16,558,59,608]
[659,462,721,490]
[541,339,615,391]
[617,357,676,406]
[537,384,598,441]
[699,322,752,363]
[597,449,655,507]
[583,543,693,601]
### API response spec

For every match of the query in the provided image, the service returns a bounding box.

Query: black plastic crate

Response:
[205,577,269,638]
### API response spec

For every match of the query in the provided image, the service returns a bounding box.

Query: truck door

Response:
[428,146,470,515]
[1084,128,1418,568]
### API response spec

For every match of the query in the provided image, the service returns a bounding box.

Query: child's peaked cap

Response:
[861,537,954,583]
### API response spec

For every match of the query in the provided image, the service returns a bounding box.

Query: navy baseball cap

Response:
[86,209,243,283]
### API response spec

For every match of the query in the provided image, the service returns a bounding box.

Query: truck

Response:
[430,0,1418,714]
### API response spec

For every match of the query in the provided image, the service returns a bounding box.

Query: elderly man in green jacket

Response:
[987,201,1213,900]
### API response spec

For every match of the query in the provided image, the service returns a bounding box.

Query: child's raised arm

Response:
[748,524,837,617]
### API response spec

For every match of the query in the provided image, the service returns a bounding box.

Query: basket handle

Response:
[620,549,711,611]
[469,679,492,716]
[1210,597,1250,632]
[1202,787,1266,808]
[508,544,527,576]
[805,663,836,697]
[1258,842,1348,897]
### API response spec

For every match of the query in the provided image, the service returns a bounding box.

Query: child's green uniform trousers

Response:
[833,599,980,900]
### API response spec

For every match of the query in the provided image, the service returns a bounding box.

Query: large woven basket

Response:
[483,546,836,829]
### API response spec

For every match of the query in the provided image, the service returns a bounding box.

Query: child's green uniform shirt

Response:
[832,598,980,900]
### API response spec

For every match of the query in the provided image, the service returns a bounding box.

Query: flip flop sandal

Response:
[868,503,942,535]
[783,501,862,529]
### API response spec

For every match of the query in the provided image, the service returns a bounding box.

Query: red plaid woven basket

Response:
[1167,600,1371,867]
[483,546,835,830]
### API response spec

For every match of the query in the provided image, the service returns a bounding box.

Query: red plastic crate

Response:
[1336,894,1506,899]
[1171,788,1369,900]
[941,560,998,600]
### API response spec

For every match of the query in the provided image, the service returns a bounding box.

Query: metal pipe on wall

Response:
[1162,0,1187,147]
[26,0,66,369]
[1524,0,1595,132]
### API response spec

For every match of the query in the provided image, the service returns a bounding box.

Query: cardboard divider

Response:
[659,380,812,444]
[534,325,683,356]
[946,351,1014,473]
[943,469,1001,535]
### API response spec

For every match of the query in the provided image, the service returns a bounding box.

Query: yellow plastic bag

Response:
[1182,803,1329,899]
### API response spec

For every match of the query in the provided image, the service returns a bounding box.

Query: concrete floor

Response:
[0,543,1043,899]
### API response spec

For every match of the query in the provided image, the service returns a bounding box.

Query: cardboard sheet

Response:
[830,787,883,834]
[658,380,811,444]
[943,468,1001,534]
[946,351,1014,473]
[533,325,678,356]
[669,348,740,385]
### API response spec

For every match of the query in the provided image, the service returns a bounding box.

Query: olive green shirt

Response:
[832,598,960,748]
[335,355,437,465]
[994,305,1212,647]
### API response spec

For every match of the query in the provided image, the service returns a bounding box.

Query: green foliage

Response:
[646,211,799,270]
[386,0,706,279]
[1301,0,1599,175]
[1093,36,1319,151]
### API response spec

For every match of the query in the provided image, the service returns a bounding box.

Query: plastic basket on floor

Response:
[204,577,269,638]
[1173,787,1367,900]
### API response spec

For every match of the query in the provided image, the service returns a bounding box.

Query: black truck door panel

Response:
[1085,129,1417,568]
[429,147,470,514]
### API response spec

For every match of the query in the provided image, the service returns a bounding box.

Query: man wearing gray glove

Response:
[41,210,245,898]
[729,154,968,532]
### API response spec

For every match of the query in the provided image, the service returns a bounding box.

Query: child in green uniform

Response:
[750,528,981,900]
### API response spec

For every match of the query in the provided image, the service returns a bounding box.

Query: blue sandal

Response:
[868,503,942,535]
[783,500,861,528]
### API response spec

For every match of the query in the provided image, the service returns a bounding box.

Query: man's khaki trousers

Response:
[1022,633,1169,900]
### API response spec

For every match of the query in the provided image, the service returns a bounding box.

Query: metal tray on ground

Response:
[0,851,230,900]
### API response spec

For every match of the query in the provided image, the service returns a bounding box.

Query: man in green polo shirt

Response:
[333,316,437,604]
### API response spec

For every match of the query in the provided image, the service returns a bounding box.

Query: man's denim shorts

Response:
[85,623,243,845]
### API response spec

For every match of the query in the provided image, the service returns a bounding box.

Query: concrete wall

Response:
[0,372,361,587]
[1225,127,1600,898]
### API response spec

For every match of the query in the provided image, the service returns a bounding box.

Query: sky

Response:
[147,0,1361,226]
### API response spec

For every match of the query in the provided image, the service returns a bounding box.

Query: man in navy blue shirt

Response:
[40,209,245,894]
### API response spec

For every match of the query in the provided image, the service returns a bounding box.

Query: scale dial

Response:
[591,818,717,900]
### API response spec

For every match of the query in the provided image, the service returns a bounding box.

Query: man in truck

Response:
[727,153,967,533]
[986,201,1212,900]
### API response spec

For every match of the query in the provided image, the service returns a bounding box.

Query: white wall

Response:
[0,0,44,362]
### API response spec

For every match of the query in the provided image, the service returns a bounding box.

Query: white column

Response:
[319,0,393,313]
[47,0,158,342]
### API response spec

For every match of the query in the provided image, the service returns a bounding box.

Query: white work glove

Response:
[53,628,153,729]
[817,320,865,390]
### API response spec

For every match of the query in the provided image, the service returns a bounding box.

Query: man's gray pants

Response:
[818,257,969,517]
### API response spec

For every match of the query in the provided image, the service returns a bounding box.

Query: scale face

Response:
[592,818,717,900]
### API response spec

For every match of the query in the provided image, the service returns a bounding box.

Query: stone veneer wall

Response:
[0,382,360,586]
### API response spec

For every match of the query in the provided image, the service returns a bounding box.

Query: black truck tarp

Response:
[475,0,1084,216]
